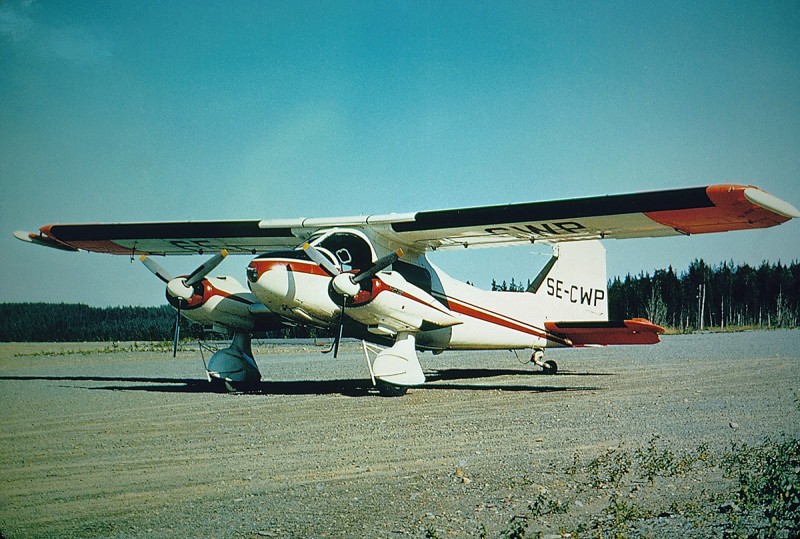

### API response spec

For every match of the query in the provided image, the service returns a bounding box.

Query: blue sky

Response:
[2,1,799,307]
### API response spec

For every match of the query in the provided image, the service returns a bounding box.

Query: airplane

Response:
[15,184,799,395]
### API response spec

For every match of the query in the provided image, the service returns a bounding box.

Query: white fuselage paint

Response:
[247,236,609,352]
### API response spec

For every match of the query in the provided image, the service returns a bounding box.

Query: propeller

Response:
[140,250,228,356]
[302,243,403,357]
[302,242,340,276]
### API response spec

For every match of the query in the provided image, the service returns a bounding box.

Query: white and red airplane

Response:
[15,184,799,395]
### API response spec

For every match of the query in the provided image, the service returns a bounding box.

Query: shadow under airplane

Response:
[0,367,607,397]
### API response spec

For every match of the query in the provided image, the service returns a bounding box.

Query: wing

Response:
[14,184,798,255]
[380,184,799,250]
[14,220,301,255]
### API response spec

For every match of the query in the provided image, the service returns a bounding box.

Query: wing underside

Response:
[14,184,798,255]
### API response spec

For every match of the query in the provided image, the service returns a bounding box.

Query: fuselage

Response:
[244,229,587,351]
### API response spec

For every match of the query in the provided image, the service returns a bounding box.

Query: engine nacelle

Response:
[247,252,339,326]
[172,275,271,332]
[348,271,461,334]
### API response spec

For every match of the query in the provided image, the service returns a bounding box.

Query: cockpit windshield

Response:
[299,230,375,272]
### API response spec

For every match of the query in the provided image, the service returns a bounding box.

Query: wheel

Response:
[209,377,256,393]
[224,380,260,393]
[542,360,558,375]
[376,380,409,397]
[208,377,229,393]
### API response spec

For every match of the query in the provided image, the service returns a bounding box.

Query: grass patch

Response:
[14,341,179,357]
[495,435,800,538]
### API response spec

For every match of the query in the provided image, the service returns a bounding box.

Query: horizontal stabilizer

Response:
[545,318,665,346]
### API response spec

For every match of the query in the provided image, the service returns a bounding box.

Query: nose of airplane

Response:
[246,250,329,302]
[246,250,339,325]
[247,258,290,299]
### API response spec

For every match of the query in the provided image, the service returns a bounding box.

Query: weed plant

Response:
[495,435,799,538]
[15,341,184,357]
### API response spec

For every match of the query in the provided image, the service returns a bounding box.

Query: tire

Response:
[208,378,229,393]
[376,381,409,397]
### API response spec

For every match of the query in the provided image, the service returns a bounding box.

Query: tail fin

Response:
[527,240,607,322]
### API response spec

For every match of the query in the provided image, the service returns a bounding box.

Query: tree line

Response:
[0,303,201,342]
[0,302,320,342]
[609,259,799,330]
[492,259,800,330]
[1,258,797,342]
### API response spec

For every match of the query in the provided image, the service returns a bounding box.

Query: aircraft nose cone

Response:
[247,264,259,283]
[247,260,293,302]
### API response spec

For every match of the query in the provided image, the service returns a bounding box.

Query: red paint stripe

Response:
[55,239,136,254]
[251,258,330,278]
[438,294,570,346]
[397,289,456,319]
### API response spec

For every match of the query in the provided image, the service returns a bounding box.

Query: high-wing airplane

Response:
[15,184,799,395]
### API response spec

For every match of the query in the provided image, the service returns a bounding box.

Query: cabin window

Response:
[316,233,373,271]
[335,248,352,266]
[393,260,433,293]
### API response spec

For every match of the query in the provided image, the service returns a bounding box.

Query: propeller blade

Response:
[352,248,403,284]
[302,243,340,276]
[184,249,228,287]
[172,305,181,357]
[140,255,174,283]
[333,296,347,358]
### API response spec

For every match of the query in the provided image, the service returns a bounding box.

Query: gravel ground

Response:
[1,330,798,538]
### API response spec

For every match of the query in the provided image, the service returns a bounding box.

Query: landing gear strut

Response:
[530,349,558,375]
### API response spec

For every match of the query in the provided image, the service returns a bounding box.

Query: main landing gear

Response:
[362,333,425,397]
[202,332,262,392]
[530,349,558,375]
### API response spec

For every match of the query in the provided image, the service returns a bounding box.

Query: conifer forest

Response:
[490,259,799,332]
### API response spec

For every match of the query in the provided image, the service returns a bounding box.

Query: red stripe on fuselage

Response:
[433,292,570,346]
[249,258,331,279]
[351,280,455,320]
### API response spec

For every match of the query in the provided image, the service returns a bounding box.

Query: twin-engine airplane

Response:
[15,184,799,395]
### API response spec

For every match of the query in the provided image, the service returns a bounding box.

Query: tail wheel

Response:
[529,349,557,374]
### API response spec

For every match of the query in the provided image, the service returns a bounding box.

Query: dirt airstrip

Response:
[1,331,798,538]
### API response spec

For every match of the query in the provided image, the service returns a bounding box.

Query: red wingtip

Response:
[644,184,793,235]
